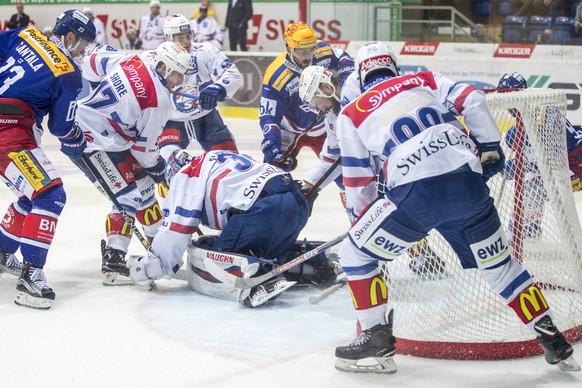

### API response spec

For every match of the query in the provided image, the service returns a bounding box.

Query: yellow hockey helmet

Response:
[284,21,317,49]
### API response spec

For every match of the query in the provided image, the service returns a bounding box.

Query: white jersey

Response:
[139,14,165,50]
[337,71,500,217]
[169,42,243,121]
[191,16,224,50]
[81,44,130,85]
[76,55,172,169]
[151,151,288,268]
[304,72,360,187]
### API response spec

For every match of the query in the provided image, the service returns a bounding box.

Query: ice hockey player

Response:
[333,43,578,373]
[129,150,311,307]
[298,57,445,279]
[0,10,95,309]
[70,42,192,285]
[157,14,243,197]
[260,21,354,172]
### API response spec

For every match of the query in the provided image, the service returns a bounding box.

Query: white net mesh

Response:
[379,89,582,359]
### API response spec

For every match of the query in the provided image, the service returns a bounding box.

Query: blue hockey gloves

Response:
[478,142,506,181]
[261,138,285,164]
[59,126,86,160]
[199,84,226,110]
[144,157,167,184]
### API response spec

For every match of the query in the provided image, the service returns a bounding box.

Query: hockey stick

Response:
[305,156,342,200]
[170,90,200,100]
[81,154,151,252]
[203,232,348,289]
[282,110,326,160]
[309,281,344,304]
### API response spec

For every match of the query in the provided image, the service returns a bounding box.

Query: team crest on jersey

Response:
[173,85,200,113]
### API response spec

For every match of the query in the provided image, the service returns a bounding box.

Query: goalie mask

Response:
[151,42,193,89]
[498,72,527,89]
[356,42,399,89]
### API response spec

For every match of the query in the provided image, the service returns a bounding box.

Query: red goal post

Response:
[379,88,582,360]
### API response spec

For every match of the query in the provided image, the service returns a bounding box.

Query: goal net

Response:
[379,88,582,360]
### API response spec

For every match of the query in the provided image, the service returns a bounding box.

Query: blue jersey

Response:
[260,41,353,141]
[0,27,82,138]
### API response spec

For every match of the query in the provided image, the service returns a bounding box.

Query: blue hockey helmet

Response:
[53,10,97,44]
[498,72,527,89]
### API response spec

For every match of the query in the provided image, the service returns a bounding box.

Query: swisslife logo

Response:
[494,44,535,58]
[400,42,439,56]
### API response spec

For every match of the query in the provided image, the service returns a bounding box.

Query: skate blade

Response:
[558,356,581,372]
[249,280,297,307]
[14,291,52,310]
[335,356,397,374]
[102,272,135,287]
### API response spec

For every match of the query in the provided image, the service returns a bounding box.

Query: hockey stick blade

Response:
[309,282,344,304]
[204,233,348,289]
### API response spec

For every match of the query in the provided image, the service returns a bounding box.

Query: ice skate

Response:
[242,276,296,308]
[535,315,580,371]
[335,310,397,374]
[0,250,22,277]
[100,240,132,286]
[14,263,55,310]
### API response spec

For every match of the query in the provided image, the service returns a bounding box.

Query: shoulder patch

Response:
[18,27,74,76]
[272,69,294,92]
[314,45,333,59]
[262,52,287,84]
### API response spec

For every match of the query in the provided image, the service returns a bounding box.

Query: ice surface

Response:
[0,118,581,388]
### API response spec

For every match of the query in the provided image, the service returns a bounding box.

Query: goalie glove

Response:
[476,141,506,182]
[165,149,193,185]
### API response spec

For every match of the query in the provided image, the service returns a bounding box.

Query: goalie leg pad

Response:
[186,243,261,302]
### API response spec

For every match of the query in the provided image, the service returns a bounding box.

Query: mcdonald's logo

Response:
[138,204,163,226]
[347,274,388,310]
[519,285,549,322]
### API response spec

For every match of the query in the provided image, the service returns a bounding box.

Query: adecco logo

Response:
[494,44,535,58]
[400,42,439,56]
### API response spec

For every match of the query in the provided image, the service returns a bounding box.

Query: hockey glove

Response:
[144,157,167,184]
[59,127,87,161]
[165,149,193,185]
[477,142,506,182]
[199,84,226,110]
[261,138,285,165]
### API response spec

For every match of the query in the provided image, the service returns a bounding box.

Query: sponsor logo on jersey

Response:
[18,27,74,76]
[353,74,429,114]
[494,44,534,58]
[395,131,473,176]
[91,152,128,194]
[363,229,408,260]
[242,165,281,199]
[351,201,390,242]
[400,42,439,56]
[470,227,510,269]
[9,150,50,191]
[121,56,158,110]
[0,118,19,124]
[259,98,277,117]
[348,274,388,310]
[359,55,395,73]
[272,69,293,92]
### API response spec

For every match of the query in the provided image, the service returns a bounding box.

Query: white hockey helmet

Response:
[299,65,335,104]
[163,14,191,41]
[356,42,398,88]
[151,42,193,80]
